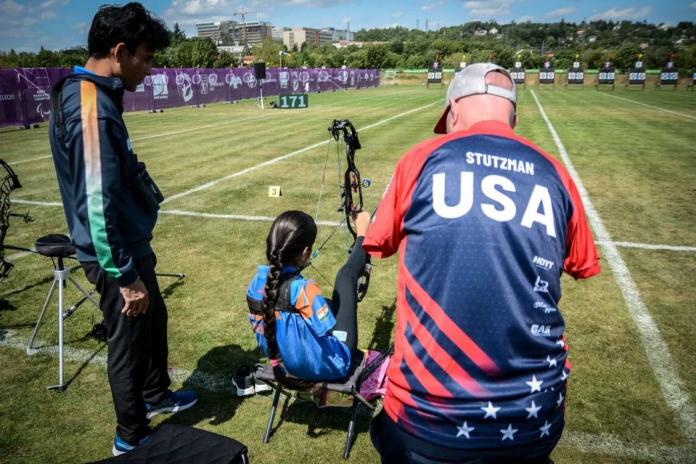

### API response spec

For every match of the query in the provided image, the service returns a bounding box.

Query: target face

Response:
[598,69,615,84]
[539,69,555,84]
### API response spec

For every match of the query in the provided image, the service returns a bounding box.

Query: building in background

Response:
[283,27,334,50]
[272,26,290,42]
[323,28,354,42]
[196,21,234,44]
[196,20,272,47]
[233,21,273,47]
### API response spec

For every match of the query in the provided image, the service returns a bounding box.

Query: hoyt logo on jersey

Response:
[431,171,557,238]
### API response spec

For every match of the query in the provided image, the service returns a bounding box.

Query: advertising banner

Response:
[0,67,380,127]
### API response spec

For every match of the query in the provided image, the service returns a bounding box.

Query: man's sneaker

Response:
[232,365,272,397]
[145,390,197,419]
[112,433,151,456]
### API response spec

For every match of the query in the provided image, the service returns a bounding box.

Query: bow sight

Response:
[323,119,372,302]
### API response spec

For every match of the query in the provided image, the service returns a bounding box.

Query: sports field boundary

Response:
[531,89,696,443]
[10,199,696,256]
[161,100,441,204]
[596,92,696,121]
[1,329,693,462]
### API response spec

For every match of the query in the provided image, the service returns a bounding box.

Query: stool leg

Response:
[27,279,58,354]
[263,386,282,443]
[343,398,360,459]
[49,268,69,391]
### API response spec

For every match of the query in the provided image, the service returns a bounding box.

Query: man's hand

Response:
[120,278,149,317]
[352,211,371,237]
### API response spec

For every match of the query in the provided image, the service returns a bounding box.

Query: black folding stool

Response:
[26,234,99,391]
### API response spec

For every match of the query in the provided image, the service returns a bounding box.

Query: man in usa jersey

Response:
[364,63,601,463]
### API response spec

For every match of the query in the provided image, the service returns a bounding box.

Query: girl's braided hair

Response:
[263,211,317,387]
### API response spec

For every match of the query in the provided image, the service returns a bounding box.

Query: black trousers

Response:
[370,411,559,464]
[82,253,171,444]
[328,237,368,352]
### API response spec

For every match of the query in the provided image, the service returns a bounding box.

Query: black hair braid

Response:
[261,211,317,389]
[262,252,283,363]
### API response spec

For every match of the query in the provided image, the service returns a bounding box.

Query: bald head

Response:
[446,70,517,133]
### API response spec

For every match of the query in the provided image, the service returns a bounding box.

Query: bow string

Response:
[311,119,372,302]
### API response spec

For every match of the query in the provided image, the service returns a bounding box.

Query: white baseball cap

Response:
[433,62,517,134]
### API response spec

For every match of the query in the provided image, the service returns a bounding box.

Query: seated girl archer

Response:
[245,210,371,383]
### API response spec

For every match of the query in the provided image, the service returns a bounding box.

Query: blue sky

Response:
[1,0,695,52]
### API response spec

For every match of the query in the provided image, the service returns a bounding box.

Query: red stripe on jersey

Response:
[400,322,454,398]
[384,346,419,424]
[401,259,502,377]
[402,296,489,397]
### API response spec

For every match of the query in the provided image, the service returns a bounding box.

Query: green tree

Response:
[251,38,284,66]
[170,37,218,67]
[171,23,186,44]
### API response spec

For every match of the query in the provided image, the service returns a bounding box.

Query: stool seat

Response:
[35,234,75,258]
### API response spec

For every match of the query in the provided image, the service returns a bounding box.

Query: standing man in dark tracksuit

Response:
[48,3,197,456]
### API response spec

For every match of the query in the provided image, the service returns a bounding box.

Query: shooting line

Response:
[531,89,696,442]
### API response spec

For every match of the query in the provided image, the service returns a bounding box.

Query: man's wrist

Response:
[117,268,139,287]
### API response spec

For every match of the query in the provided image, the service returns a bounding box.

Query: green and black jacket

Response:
[49,68,157,286]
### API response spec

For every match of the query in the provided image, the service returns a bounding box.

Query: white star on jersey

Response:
[456,421,475,439]
[526,375,543,393]
[500,424,518,441]
[540,421,552,437]
[481,402,501,419]
[556,339,565,348]
[560,370,568,381]
[525,400,542,419]
[546,355,557,368]
[556,392,564,408]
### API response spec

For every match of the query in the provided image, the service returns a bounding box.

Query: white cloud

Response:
[691,1,696,9]
[422,1,444,11]
[516,14,534,23]
[545,7,575,18]
[392,11,404,18]
[588,6,652,21]
[0,0,25,16]
[40,10,57,20]
[464,0,514,17]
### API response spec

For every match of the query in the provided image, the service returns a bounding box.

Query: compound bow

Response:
[0,159,32,282]
[312,119,372,302]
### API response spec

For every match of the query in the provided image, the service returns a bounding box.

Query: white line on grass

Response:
[6,250,34,261]
[596,92,696,121]
[5,91,420,167]
[1,329,692,460]
[11,199,696,255]
[13,199,63,207]
[596,240,696,253]
[161,209,341,227]
[10,155,53,165]
[161,100,441,204]
[531,89,696,442]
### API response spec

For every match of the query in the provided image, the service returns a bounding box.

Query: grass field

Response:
[1,82,695,463]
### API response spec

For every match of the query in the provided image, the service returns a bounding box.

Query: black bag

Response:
[89,424,249,464]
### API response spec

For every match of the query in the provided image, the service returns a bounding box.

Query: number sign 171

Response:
[279,94,308,109]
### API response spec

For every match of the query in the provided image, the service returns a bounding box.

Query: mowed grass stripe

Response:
[166,91,444,215]
[8,89,437,201]
[161,98,440,205]
[524,87,696,246]
[597,91,696,120]
[532,89,696,442]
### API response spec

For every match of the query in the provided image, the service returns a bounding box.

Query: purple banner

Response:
[0,67,380,127]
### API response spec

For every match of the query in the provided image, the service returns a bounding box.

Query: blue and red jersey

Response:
[363,120,600,450]
[246,266,351,381]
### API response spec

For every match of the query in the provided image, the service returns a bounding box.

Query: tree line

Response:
[1,20,695,71]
